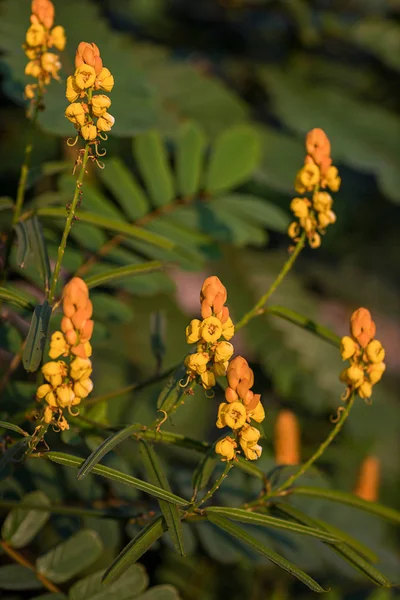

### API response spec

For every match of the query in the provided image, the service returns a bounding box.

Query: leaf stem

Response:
[0,540,61,594]
[273,393,356,495]
[192,462,234,509]
[47,143,90,304]
[235,232,306,330]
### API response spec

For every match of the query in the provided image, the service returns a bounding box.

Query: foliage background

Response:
[0,0,399,598]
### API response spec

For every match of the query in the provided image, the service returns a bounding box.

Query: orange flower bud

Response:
[274,410,301,465]
[305,128,331,164]
[61,316,73,334]
[225,387,238,403]
[75,42,103,75]
[31,0,55,29]
[350,308,376,348]
[354,456,380,502]
[80,319,94,342]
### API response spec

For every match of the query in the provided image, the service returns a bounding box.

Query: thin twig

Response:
[235,232,306,330]
[192,462,234,509]
[0,540,61,594]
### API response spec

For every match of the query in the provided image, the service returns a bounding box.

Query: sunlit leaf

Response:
[176,121,206,198]
[98,157,149,220]
[134,130,175,207]
[84,262,164,289]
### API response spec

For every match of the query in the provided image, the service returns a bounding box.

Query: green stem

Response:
[273,394,356,495]
[192,462,234,509]
[47,143,90,304]
[265,305,340,347]
[12,90,43,227]
[236,232,306,331]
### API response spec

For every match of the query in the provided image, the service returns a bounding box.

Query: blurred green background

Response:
[0,0,399,598]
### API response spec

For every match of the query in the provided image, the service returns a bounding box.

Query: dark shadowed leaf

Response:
[0,564,43,590]
[176,121,206,198]
[134,131,175,207]
[84,262,164,289]
[0,287,34,311]
[137,586,181,600]
[1,491,51,548]
[69,564,148,600]
[97,157,149,220]
[22,301,51,372]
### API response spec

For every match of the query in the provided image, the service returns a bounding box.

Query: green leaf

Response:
[0,197,13,211]
[205,125,261,194]
[15,216,51,292]
[97,157,149,220]
[367,590,393,600]
[0,421,29,437]
[0,564,43,590]
[192,451,218,499]
[0,287,34,311]
[137,586,181,600]
[36,208,174,249]
[156,365,188,413]
[275,503,392,587]
[266,306,341,348]
[176,121,206,197]
[134,130,175,207]
[84,262,164,289]
[77,425,141,480]
[69,564,148,600]
[205,507,342,543]
[22,300,51,372]
[46,452,189,506]
[206,514,326,592]
[91,293,134,324]
[102,516,165,585]
[292,487,400,525]
[36,530,103,584]
[0,438,31,476]
[32,594,66,600]
[26,161,70,190]
[139,440,185,556]
[1,491,50,548]
[213,195,290,233]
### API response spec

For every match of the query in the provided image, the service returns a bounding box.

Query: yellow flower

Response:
[97,112,115,132]
[366,340,385,364]
[295,163,320,193]
[358,381,372,400]
[66,76,80,103]
[318,211,332,229]
[340,336,358,361]
[65,103,86,127]
[24,84,37,99]
[216,401,247,430]
[73,378,93,399]
[56,384,76,408]
[69,357,92,381]
[84,341,93,358]
[186,319,201,344]
[215,436,237,461]
[58,416,70,431]
[49,331,69,359]
[41,52,61,78]
[26,23,46,47]
[91,94,111,117]
[239,424,260,446]
[50,25,66,51]
[290,198,309,219]
[213,361,229,377]
[74,64,96,89]
[43,406,54,424]
[242,443,262,460]
[200,370,216,389]
[185,352,209,374]
[325,166,341,192]
[346,365,364,388]
[368,362,385,385]
[42,361,67,385]
[25,61,41,78]
[288,222,300,239]
[313,192,332,212]
[200,316,223,343]
[44,391,57,406]
[36,384,52,399]
[214,341,234,363]
[309,232,321,249]
[222,317,235,341]
[81,123,97,140]
[247,401,265,423]
[96,67,114,92]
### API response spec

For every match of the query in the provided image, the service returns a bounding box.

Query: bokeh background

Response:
[0,0,400,599]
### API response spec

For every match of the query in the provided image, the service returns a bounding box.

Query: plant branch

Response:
[273,393,356,495]
[235,232,306,330]
[0,540,61,594]
[47,143,90,304]
[264,305,340,347]
[192,462,234,509]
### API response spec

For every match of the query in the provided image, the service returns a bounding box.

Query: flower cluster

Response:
[288,128,341,249]
[24,0,66,102]
[216,357,265,461]
[339,307,385,402]
[185,276,235,389]
[65,42,115,144]
[36,277,94,430]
